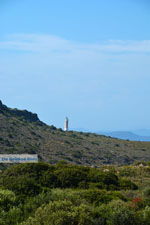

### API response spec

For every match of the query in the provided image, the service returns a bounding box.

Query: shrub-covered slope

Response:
[0,100,150,166]
[0,162,150,225]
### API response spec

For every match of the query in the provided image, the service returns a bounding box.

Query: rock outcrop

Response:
[0,100,7,110]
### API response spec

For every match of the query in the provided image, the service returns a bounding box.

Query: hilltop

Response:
[0,100,150,166]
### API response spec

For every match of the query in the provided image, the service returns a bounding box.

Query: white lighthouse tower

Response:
[64,117,69,131]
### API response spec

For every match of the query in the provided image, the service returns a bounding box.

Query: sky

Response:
[0,0,150,131]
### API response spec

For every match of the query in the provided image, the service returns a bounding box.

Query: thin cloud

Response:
[0,34,150,54]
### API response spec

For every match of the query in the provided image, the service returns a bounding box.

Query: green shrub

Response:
[40,171,58,188]
[88,182,106,189]
[107,200,138,225]
[54,167,88,188]
[11,176,42,198]
[119,167,136,177]
[142,206,150,225]
[77,189,126,206]
[0,163,55,199]
[88,170,119,190]
[0,188,16,211]
[22,189,52,220]
[20,200,96,225]
[119,178,138,190]
[143,187,150,198]
[0,163,53,182]
[1,207,22,225]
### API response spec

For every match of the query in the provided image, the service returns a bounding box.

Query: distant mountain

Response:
[0,100,150,166]
[133,129,150,137]
[74,128,150,142]
[97,131,150,142]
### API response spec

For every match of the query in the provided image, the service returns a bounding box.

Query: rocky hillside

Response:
[0,100,150,166]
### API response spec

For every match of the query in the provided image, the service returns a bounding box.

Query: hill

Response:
[75,129,150,141]
[0,100,150,166]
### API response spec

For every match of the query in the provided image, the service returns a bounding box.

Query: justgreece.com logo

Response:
[0,154,38,163]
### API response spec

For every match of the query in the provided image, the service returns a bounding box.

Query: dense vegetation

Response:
[0,162,150,225]
[0,100,150,167]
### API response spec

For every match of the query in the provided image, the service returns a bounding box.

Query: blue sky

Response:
[0,0,150,131]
